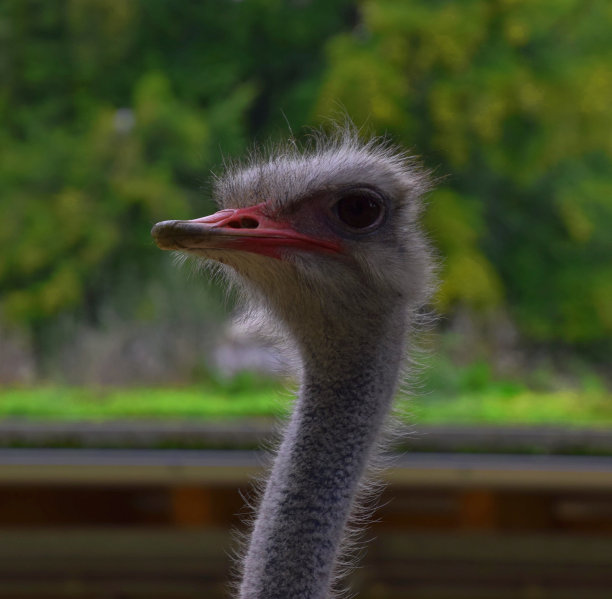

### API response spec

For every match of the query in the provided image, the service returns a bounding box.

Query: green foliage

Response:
[0,0,353,341]
[1,0,610,375]
[316,0,612,343]
[406,357,612,426]
[425,189,503,310]
[413,385,612,427]
[0,76,205,325]
[0,383,286,420]
[2,371,611,426]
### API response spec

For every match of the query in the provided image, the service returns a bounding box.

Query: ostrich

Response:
[151,127,434,599]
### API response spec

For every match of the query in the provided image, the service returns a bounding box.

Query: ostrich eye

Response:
[334,191,384,230]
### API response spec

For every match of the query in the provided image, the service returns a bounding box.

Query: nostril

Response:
[224,217,259,229]
[240,217,259,229]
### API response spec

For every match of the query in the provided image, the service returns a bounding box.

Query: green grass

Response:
[413,387,612,426]
[0,364,611,427]
[0,375,288,421]
[413,358,612,427]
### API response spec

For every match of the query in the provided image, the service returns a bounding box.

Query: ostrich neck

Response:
[239,306,407,599]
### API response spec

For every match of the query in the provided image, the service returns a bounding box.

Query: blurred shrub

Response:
[316,0,612,345]
[0,0,353,377]
[1,0,610,383]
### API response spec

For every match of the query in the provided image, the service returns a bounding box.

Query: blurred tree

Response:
[2,0,610,377]
[0,0,354,369]
[316,0,612,346]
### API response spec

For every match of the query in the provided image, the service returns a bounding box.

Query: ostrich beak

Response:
[151,203,341,260]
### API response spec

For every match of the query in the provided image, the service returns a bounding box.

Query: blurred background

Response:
[1,1,612,598]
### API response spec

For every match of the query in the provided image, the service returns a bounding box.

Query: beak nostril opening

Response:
[225,217,259,229]
[240,217,259,229]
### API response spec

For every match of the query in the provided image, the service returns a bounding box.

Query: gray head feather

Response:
[206,126,434,352]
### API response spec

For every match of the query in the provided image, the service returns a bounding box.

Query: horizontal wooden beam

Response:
[1,448,612,490]
[1,421,612,454]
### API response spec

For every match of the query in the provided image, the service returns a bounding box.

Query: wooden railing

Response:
[1,423,612,598]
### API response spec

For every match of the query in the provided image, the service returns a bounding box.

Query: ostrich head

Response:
[152,129,433,355]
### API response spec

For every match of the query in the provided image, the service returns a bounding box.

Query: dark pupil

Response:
[336,194,381,229]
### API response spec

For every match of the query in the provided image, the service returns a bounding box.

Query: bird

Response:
[151,126,434,599]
